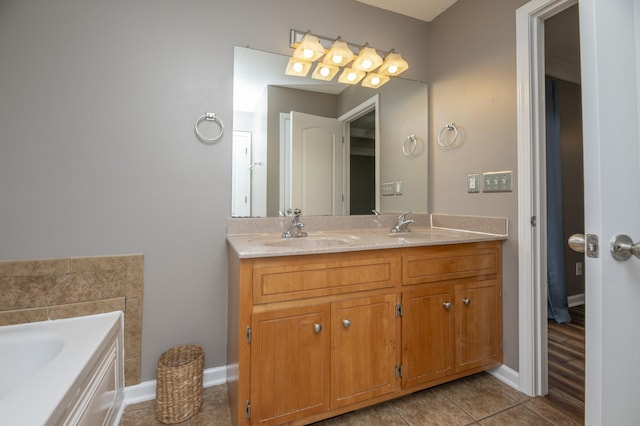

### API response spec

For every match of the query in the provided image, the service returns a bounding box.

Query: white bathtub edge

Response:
[123,365,227,406]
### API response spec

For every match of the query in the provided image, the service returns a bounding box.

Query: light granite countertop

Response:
[227,214,508,259]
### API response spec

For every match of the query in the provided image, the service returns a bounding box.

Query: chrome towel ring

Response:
[195,112,224,144]
[437,123,458,148]
[403,134,418,157]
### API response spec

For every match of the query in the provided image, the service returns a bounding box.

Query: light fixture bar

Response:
[288,29,408,88]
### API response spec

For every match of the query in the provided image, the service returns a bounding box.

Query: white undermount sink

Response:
[261,234,359,248]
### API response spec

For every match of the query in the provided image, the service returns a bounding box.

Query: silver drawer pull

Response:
[342,319,351,328]
[313,323,322,333]
[443,302,452,310]
[463,298,471,305]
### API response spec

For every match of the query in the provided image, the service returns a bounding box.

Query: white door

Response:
[290,111,344,216]
[232,130,252,217]
[580,0,640,423]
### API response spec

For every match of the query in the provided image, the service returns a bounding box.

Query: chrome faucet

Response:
[282,208,308,238]
[390,212,415,233]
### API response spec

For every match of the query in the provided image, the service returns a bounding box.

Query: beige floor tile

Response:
[479,405,552,425]
[524,398,583,426]
[438,373,524,420]
[391,388,476,425]
[311,402,407,426]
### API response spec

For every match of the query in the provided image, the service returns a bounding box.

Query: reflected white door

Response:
[580,0,640,423]
[290,111,344,216]
[232,130,251,217]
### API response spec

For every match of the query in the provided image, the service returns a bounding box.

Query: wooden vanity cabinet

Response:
[227,241,502,426]
[400,242,503,390]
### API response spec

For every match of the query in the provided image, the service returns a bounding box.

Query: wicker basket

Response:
[155,345,204,424]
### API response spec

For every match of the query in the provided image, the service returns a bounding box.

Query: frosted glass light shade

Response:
[352,46,383,72]
[362,72,390,88]
[323,39,354,67]
[312,63,340,81]
[293,34,325,62]
[285,57,312,77]
[378,52,409,76]
[338,68,366,85]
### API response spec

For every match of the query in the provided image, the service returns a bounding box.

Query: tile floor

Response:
[119,372,582,425]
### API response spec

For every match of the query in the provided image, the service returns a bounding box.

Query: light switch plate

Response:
[382,182,395,196]
[467,174,480,193]
[395,181,403,195]
[482,171,513,192]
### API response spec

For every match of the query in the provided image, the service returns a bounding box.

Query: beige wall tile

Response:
[71,254,142,272]
[125,357,142,387]
[48,297,126,319]
[0,275,55,310]
[0,308,48,326]
[125,298,143,358]
[0,258,70,277]
[50,270,126,305]
[126,267,144,299]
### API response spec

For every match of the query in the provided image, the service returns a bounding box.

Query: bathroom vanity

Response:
[226,215,505,426]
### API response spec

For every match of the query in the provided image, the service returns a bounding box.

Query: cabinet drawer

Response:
[252,251,400,304]
[402,242,501,285]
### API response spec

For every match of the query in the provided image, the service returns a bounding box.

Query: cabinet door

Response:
[250,304,331,425]
[332,294,398,408]
[455,279,502,373]
[401,285,454,388]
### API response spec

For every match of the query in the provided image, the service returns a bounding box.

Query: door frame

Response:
[338,94,381,214]
[515,0,578,397]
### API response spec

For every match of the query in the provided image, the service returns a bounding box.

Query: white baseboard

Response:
[489,364,520,392]
[568,293,585,307]
[123,365,227,406]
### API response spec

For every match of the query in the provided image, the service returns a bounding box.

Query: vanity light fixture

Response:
[378,51,409,76]
[292,33,325,62]
[361,72,390,88]
[338,67,366,85]
[285,57,312,77]
[312,62,340,81]
[351,45,383,72]
[323,38,354,67]
[287,29,408,88]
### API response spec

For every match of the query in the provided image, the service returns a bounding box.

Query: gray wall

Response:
[0,0,429,381]
[428,0,529,369]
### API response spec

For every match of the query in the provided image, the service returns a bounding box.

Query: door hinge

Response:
[395,363,403,378]
[395,303,403,317]
[246,326,252,344]
[530,216,537,227]
[245,400,251,418]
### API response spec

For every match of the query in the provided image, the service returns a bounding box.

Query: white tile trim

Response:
[489,364,520,392]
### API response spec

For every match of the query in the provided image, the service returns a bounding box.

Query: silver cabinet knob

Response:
[443,302,452,310]
[313,323,322,333]
[342,319,351,328]
[463,298,471,305]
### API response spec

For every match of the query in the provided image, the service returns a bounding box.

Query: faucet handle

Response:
[293,208,302,216]
[398,211,411,221]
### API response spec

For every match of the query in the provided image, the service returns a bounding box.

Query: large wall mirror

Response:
[232,46,429,218]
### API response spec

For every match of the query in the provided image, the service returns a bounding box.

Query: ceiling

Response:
[355,0,459,22]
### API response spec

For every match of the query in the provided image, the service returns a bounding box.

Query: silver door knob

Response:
[342,319,351,328]
[313,323,322,333]
[611,234,640,261]
[568,234,586,253]
[443,302,452,310]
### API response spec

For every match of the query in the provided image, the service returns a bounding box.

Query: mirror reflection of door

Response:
[231,130,252,217]
[288,111,344,216]
[348,110,376,215]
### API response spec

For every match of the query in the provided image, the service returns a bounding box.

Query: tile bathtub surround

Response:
[0,254,144,386]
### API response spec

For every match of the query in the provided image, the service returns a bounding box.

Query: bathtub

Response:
[0,311,125,425]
